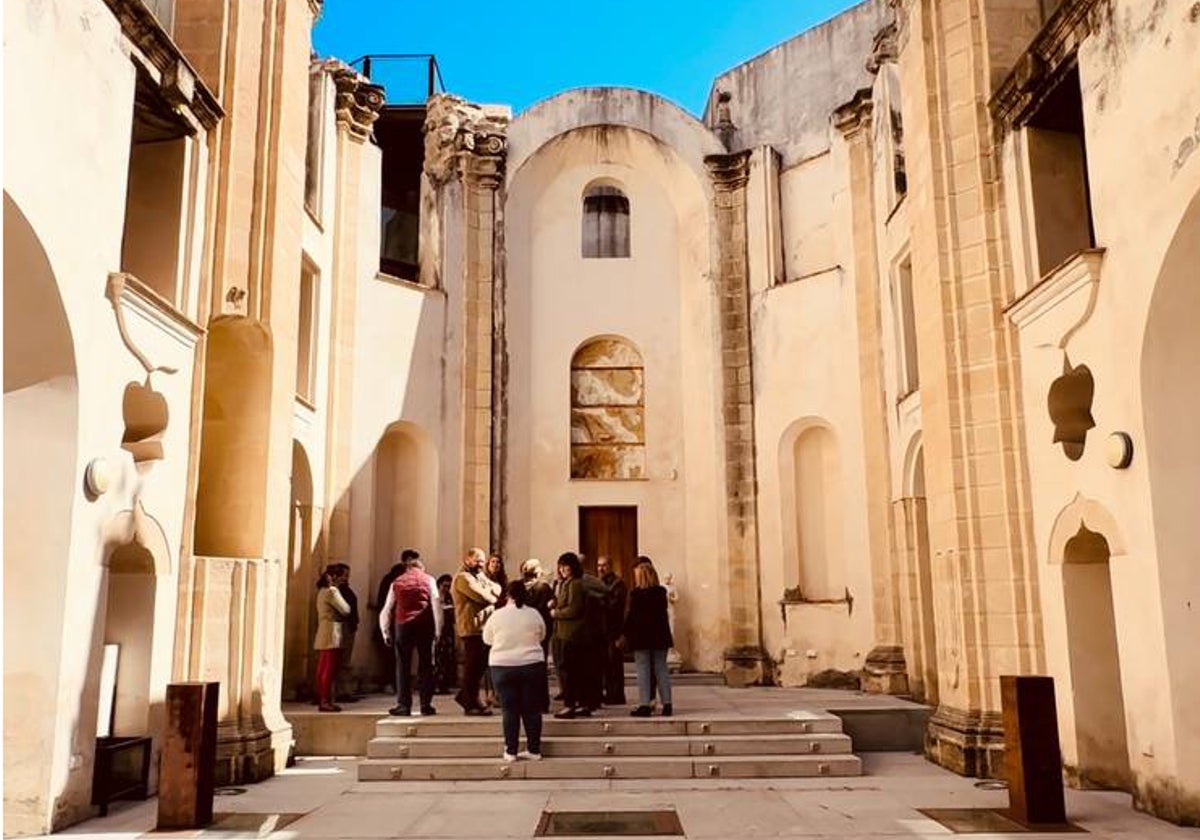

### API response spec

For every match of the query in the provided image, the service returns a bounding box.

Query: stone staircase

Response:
[358,713,862,781]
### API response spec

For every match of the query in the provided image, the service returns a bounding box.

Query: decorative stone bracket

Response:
[423,94,510,187]
[327,61,385,143]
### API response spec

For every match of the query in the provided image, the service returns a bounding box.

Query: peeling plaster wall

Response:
[704,0,890,164]
[1002,0,1200,821]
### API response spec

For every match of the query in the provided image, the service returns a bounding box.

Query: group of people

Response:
[312,547,679,761]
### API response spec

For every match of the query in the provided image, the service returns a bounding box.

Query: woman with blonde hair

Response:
[622,558,674,717]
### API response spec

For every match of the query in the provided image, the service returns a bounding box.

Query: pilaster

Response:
[423,95,509,553]
[322,62,384,564]
[897,0,1044,774]
[705,151,767,687]
[834,92,909,697]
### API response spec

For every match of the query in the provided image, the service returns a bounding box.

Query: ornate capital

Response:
[704,150,752,192]
[833,88,874,137]
[307,0,322,19]
[330,63,385,143]
[424,94,509,187]
[866,21,899,74]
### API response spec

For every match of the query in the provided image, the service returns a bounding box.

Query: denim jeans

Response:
[489,661,546,755]
[634,648,671,706]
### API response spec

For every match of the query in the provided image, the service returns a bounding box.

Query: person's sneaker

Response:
[629,705,652,717]
[518,751,542,761]
[575,707,593,718]
[465,706,493,717]
[419,706,438,716]
[661,704,673,717]
[502,752,518,763]
[554,707,577,720]
[388,706,411,716]
[318,704,342,713]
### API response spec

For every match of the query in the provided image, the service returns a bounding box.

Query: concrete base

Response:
[722,645,769,687]
[215,719,290,786]
[861,645,910,695]
[925,704,1005,778]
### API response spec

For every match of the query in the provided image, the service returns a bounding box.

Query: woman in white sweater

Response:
[482,580,546,761]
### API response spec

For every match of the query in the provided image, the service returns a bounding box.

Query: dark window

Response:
[582,186,630,259]
[1025,65,1095,276]
[377,108,425,282]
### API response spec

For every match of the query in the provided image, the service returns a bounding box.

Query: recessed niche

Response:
[1047,363,1094,461]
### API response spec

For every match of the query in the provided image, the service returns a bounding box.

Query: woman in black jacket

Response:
[623,559,675,717]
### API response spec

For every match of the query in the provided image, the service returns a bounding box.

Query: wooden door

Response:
[578,506,638,584]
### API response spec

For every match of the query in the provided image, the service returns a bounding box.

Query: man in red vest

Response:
[379,554,442,716]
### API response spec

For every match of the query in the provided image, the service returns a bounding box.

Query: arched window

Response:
[570,337,644,479]
[582,185,630,258]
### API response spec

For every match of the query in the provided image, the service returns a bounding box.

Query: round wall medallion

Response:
[84,458,112,497]
[1105,432,1133,469]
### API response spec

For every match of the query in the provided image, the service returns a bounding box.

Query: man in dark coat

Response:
[597,556,628,705]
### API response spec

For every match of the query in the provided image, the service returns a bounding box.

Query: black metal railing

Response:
[349,54,445,106]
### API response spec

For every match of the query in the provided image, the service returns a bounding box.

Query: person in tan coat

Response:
[451,548,497,715]
[313,565,351,712]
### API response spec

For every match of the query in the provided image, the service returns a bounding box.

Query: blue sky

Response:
[314,1,860,117]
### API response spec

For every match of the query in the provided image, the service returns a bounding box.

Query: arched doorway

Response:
[899,442,939,704]
[3,192,79,823]
[282,441,316,700]
[1141,187,1200,792]
[1060,523,1130,789]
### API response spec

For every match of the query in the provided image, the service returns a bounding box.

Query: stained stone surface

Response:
[572,339,643,369]
[571,407,644,445]
[571,444,646,480]
[571,368,643,407]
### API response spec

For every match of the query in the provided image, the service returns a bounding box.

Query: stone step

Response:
[372,714,845,739]
[367,732,853,759]
[358,753,862,781]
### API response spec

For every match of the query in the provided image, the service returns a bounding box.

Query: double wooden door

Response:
[578,506,638,586]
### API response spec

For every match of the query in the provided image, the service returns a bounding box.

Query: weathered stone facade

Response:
[6,0,1200,833]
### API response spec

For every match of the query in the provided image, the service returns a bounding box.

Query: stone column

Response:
[833,93,910,696]
[705,151,767,687]
[423,96,509,554]
[895,0,1044,776]
[320,63,384,564]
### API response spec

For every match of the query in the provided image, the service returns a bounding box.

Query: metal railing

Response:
[349,54,445,106]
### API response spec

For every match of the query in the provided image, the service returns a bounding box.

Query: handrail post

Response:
[363,55,372,79]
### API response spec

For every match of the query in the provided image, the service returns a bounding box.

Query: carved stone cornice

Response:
[423,94,509,188]
[833,88,874,138]
[866,21,899,74]
[704,150,752,191]
[330,62,385,143]
[101,0,223,130]
[990,0,1104,132]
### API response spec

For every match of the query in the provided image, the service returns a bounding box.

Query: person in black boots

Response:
[579,562,609,712]
[597,556,628,705]
[549,553,588,718]
[624,559,674,717]
[334,563,361,703]
[451,548,497,715]
[379,554,441,717]
[434,574,458,694]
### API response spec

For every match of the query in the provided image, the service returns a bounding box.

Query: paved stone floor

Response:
[49,753,1197,839]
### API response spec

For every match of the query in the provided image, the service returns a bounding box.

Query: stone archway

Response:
[1141,187,1200,797]
[3,192,80,827]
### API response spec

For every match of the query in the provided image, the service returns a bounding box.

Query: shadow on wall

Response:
[3,190,82,834]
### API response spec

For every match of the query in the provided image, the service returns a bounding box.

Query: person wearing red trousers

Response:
[314,565,352,712]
